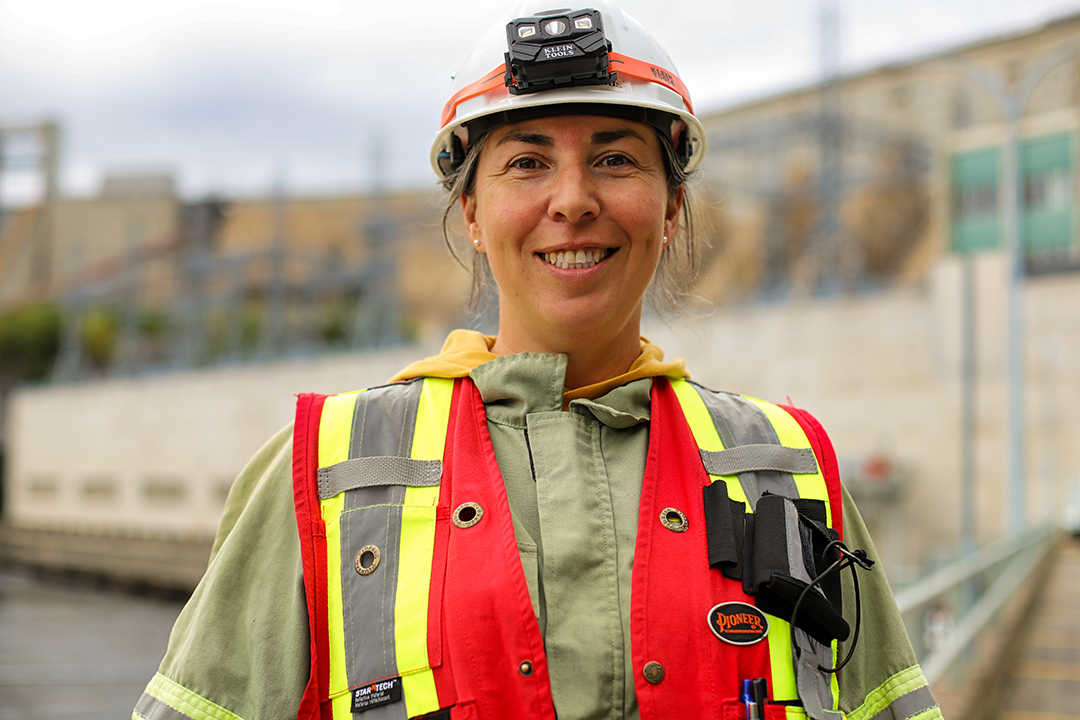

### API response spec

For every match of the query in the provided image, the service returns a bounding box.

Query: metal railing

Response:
[893,524,1057,685]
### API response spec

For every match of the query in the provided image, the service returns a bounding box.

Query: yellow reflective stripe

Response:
[744,396,832,527]
[140,673,243,720]
[670,379,751,506]
[671,379,725,452]
[396,505,439,714]
[318,391,357,705]
[395,377,454,716]
[765,614,798,702]
[908,708,943,720]
[846,665,935,720]
[330,691,352,718]
[323,499,347,703]
[412,377,453,462]
[318,392,360,474]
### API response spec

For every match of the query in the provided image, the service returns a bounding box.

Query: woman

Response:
[134,3,940,720]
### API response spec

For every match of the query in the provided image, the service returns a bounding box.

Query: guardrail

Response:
[893,524,1058,685]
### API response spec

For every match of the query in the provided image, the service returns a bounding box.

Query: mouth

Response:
[539,247,615,270]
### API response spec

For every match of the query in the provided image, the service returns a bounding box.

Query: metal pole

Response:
[961,255,977,554]
[1002,105,1026,533]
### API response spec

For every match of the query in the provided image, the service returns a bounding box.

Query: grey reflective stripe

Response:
[783,498,814,585]
[701,445,818,476]
[318,456,442,499]
[133,692,195,720]
[351,378,424,459]
[793,628,837,720]
[868,684,939,720]
[689,382,800,508]
[338,379,424,714]
[342,485,406,699]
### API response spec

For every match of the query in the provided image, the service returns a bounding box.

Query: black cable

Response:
[789,540,874,680]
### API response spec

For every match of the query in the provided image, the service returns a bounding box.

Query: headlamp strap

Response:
[608,52,694,114]
[439,53,695,130]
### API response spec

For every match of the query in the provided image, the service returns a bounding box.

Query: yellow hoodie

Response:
[389,329,689,404]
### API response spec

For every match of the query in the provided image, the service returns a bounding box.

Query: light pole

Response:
[947,40,1080,536]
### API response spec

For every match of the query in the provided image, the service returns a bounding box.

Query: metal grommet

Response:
[453,502,484,529]
[519,660,534,677]
[642,661,665,684]
[660,507,688,533]
[354,545,381,576]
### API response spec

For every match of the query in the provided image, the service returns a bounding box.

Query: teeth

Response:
[542,248,610,269]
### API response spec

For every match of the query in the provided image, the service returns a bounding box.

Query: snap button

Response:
[642,661,665,684]
[354,545,381,576]
[453,502,484,529]
[660,507,688,533]
[519,660,534,676]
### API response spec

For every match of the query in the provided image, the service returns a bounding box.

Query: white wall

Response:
[6,343,435,539]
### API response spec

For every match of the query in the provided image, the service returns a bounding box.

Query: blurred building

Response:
[0,166,470,376]
[695,10,1080,301]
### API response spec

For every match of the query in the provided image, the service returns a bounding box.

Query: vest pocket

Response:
[336,490,443,698]
[721,699,807,720]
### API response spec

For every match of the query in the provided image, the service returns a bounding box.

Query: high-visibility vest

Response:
[292,375,846,720]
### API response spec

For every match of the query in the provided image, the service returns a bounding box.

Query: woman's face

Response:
[462,114,682,352]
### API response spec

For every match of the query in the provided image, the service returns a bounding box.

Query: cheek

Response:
[475,192,541,244]
[622,190,670,237]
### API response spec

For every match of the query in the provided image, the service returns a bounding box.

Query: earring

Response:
[473,238,480,247]
[662,235,669,244]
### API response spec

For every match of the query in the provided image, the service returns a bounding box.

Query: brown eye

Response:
[600,154,631,168]
[511,157,542,170]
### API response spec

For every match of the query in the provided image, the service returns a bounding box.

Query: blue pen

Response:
[742,679,760,720]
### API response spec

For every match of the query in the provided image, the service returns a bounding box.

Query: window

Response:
[26,476,58,499]
[950,133,1077,265]
[951,147,999,253]
[142,478,187,506]
[82,478,118,503]
[1022,133,1075,264]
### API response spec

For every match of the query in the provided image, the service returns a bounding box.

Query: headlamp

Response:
[503,8,615,95]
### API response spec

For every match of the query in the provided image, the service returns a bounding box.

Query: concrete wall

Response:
[6,256,1079,580]
[5,342,437,540]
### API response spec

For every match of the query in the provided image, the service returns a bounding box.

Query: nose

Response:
[547,164,600,223]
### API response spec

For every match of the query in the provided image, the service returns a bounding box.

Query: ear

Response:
[460,192,483,251]
[664,185,684,243]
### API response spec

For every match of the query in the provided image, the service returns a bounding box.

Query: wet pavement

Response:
[0,568,185,720]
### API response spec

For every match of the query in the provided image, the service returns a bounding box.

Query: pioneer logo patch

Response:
[351,676,403,712]
[708,602,769,645]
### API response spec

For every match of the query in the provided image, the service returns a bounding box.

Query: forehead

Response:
[484,114,659,150]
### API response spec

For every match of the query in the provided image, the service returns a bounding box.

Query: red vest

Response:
[292,376,844,720]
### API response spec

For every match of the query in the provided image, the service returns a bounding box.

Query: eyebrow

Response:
[591,128,648,145]
[494,126,648,148]
[496,131,554,148]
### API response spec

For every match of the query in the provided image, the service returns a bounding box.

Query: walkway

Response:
[998,536,1080,720]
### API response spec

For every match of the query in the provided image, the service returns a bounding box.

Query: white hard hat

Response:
[431,0,707,178]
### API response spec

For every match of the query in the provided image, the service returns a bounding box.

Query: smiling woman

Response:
[134,3,941,720]
[460,115,680,387]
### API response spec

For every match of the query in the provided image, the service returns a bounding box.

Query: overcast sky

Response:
[3,0,1080,204]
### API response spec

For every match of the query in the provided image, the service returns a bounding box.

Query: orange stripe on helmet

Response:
[440,66,508,128]
[607,52,694,115]
[438,53,694,129]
